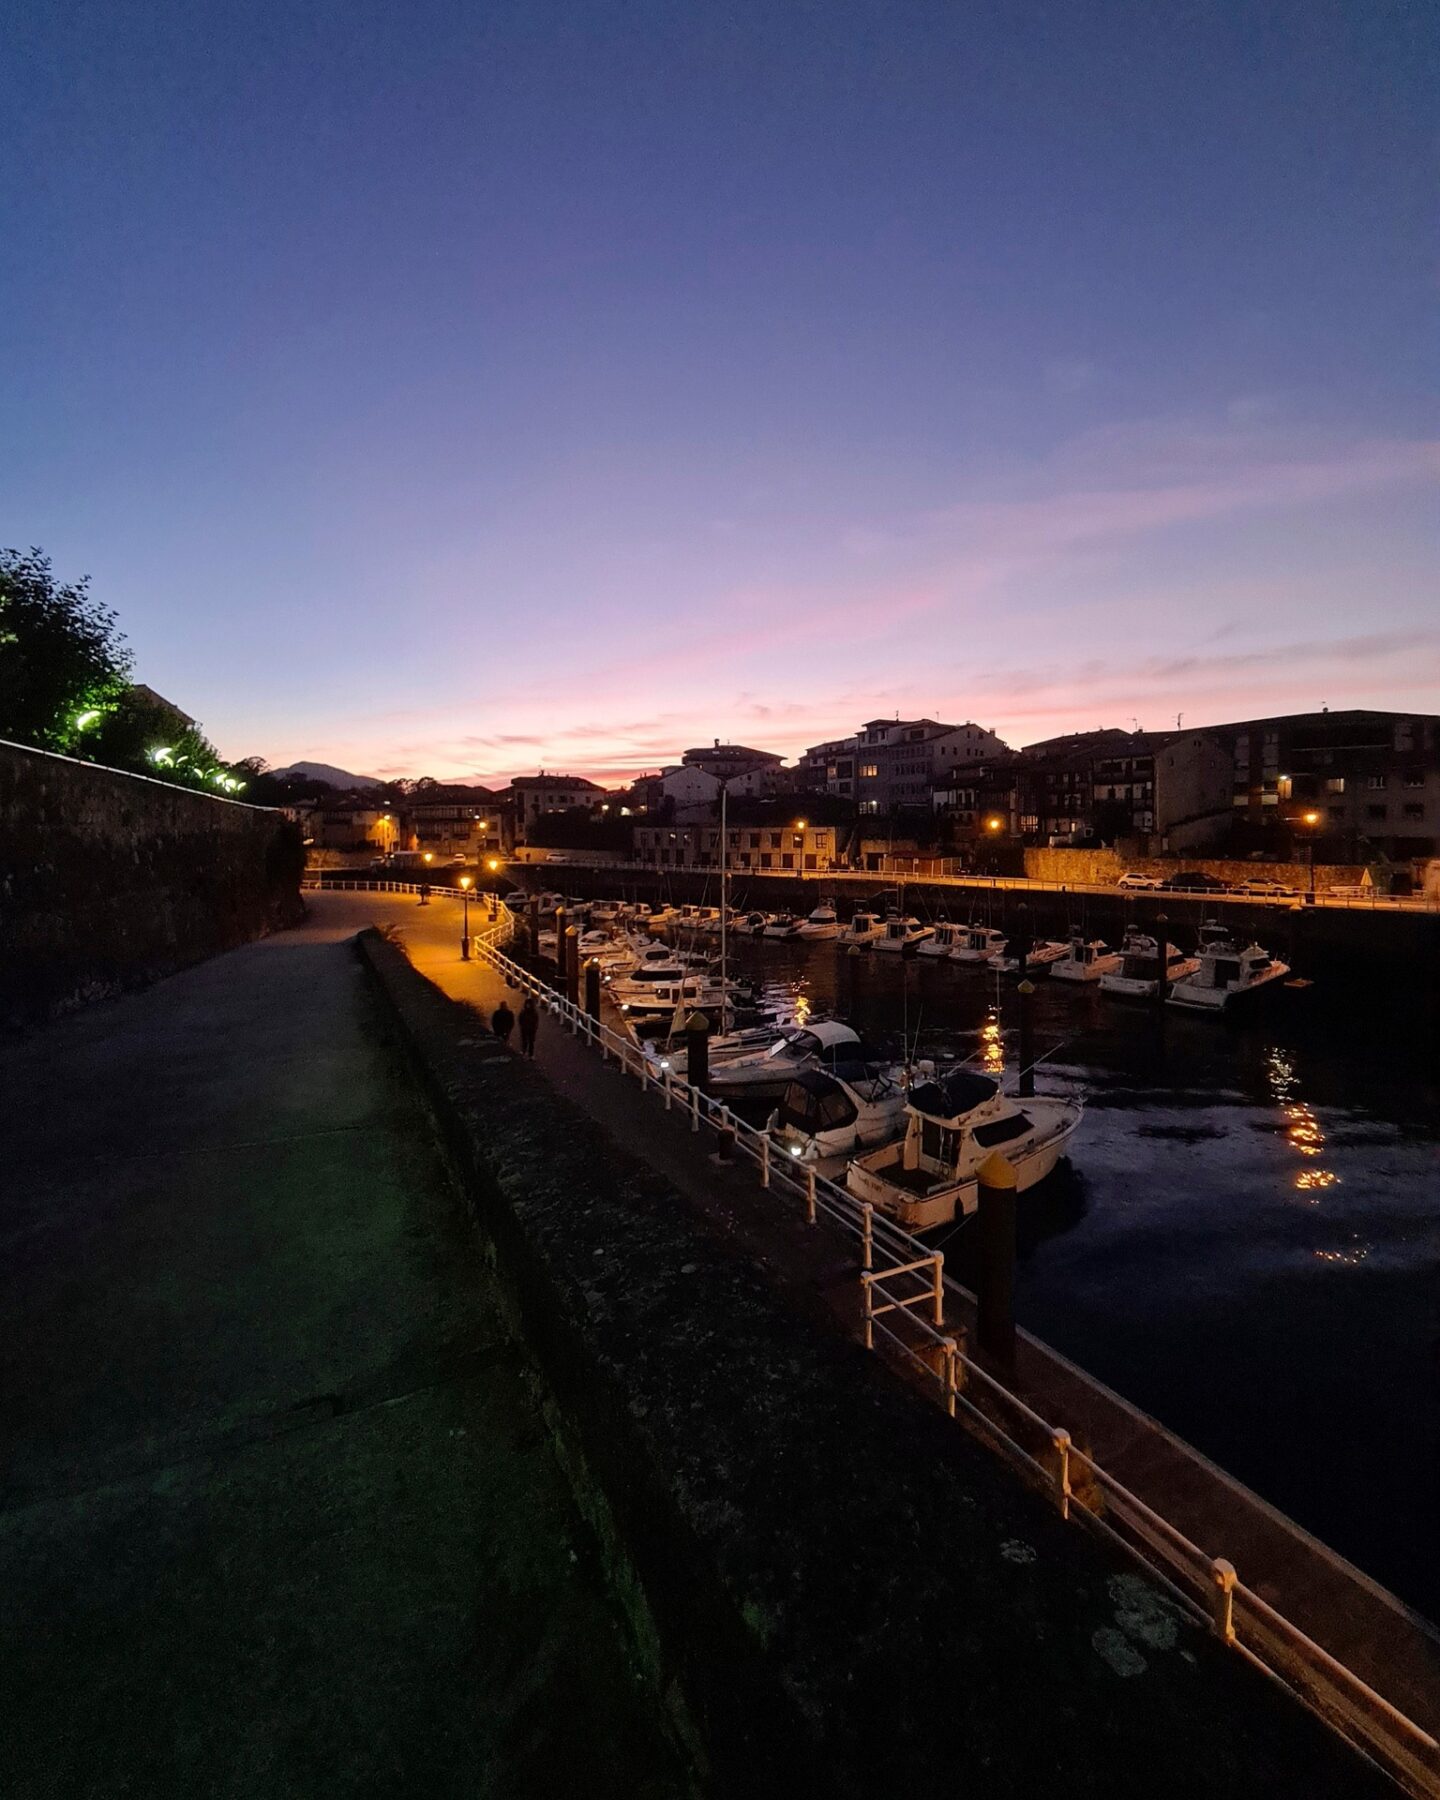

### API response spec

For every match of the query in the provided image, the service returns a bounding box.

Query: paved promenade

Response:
[0,908,686,1799]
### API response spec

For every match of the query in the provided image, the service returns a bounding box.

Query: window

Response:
[860,763,879,778]
[1402,803,1424,820]
[1325,777,1345,794]
[1404,771,1424,788]
[1367,775,1387,790]
[781,853,794,869]
[1366,804,1387,821]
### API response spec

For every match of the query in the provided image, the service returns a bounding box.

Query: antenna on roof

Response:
[1176,712,1183,729]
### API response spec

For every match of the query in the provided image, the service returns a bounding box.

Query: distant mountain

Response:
[272,761,382,789]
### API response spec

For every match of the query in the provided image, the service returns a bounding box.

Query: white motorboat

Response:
[767,1061,933,1174]
[989,938,1069,974]
[795,902,841,941]
[1167,929,1290,1012]
[1098,933,1200,999]
[1050,935,1123,983]
[645,904,678,934]
[707,1019,883,1100]
[763,913,805,939]
[951,924,1008,964]
[872,914,934,955]
[736,910,772,937]
[838,910,885,948]
[587,899,623,924]
[918,921,966,958]
[846,1068,1083,1230]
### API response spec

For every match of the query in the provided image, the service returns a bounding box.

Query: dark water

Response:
[716,932,1440,1621]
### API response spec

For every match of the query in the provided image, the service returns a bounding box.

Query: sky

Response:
[3,0,1436,785]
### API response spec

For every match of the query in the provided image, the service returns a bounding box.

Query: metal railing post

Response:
[759,1134,770,1188]
[805,1165,817,1224]
[1210,1558,1237,1645]
[931,1254,944,1325]
[1052,1428,1073,1521]
[690,1084,701,1133]
[664,1072,673,1112]
[862,1201,874,1271]
[861,1272,874,1350]
[942,1337,959,1417]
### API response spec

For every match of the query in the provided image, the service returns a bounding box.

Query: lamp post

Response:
[419,851,433,906]
[459,875,472,960]
[1302,810,1320,901]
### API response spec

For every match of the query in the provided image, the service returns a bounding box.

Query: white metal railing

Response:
[460,899,1440,1792]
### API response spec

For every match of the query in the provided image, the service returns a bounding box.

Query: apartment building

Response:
[632,822,837,872]
[803,718,1008,812]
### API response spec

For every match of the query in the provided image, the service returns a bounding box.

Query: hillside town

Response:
[289,703,1440,889]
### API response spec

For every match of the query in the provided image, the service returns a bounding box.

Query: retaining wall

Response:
[1,739,304,1027]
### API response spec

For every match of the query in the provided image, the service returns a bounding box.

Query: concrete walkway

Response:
[0,908,687,1799]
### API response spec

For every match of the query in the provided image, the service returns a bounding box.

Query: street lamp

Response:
[459,875,472,959]
[419,850,433,906]
[1301,810,1320,901]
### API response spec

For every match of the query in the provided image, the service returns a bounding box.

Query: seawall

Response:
[357,926,1388,1798]
[1,739,304,1027]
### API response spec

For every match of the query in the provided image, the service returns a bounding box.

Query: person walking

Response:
[491,999,515,1046]
[518,994,540,1059]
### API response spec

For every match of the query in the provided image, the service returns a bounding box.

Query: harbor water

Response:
[711,929,1440,1623]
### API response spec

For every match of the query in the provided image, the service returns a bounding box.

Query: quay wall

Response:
[505,864,1438,989]
[1021,846,1366,890]
[357,927,1385,1799]
[0,739,304,1028]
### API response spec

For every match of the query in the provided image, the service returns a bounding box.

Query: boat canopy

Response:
[905,1069,1000,1123]
[775,1071,859,1134]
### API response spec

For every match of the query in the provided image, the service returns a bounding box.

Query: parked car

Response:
[1116,871,1163,890]
[1231,878,1298,898]
[1157,871,1233,893]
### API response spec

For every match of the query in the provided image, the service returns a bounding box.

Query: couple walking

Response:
[491,992,540,1057]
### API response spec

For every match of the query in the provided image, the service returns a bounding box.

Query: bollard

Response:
[584,958,601,1027]
[564,926,580,1008]
[552,905,566,968]
[713,1106,736,1164]
[976,1149,1017,1367]
[684,1009,711,1097]
[1017,978,1035,1098]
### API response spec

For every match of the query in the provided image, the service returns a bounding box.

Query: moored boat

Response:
[871,914,934,955]
[951,923,1008,964]
[1167,929,1290,1011]
[795,901,841,940]
[838,910,885,948]
[1050,934,1123,983]
[845,1068,1083,1229]
[768,1061,931,1174]
[918,920,966,958]
[1097,933,1199,999]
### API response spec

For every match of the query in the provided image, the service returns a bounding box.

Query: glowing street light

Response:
[75,709,102,730]
[986,816,1004,833]
[1299,809,1321,900]
[459,874,473,959]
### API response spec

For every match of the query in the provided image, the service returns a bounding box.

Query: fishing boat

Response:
[871,914,933,955]
[1097,933,1200,999]
[1049,935,1123,983]
[767,1061,933,1174]
[845,1068,1083,1230]
[917,920,965,958]
[838,910,885,948]
[1167,929,1290,1012]
[795,901,841,940]
[951,923,1008,964]
[989,937,1068,974]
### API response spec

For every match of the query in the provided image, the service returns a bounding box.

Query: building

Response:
[657,760,781,821]
[508,772,606,827]
[406,785,508,857]
[804,719,1008,812]
[632,822,837,872]
[679,741,784,784]
[309,802,398,853]
[1207,708,1440,858]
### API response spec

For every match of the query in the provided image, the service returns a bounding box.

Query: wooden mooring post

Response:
[976,1150,1017,1367]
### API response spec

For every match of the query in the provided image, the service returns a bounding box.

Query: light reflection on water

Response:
[719,931,1440,1620]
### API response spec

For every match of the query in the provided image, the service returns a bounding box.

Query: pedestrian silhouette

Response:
[518,995,539,1058]
[491,1000,515,1046]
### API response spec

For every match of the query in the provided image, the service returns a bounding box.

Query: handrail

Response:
[455,901,1437,1792]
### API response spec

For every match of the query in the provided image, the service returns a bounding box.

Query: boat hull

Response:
[1167,961,1291,1011]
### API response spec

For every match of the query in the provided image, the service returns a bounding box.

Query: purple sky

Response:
[4,0,1435,784]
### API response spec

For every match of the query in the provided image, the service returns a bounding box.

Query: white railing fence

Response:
[461,897,1438,1796]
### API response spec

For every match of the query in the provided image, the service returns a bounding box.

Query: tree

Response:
[0,547,132,751]
[87,687,243,794]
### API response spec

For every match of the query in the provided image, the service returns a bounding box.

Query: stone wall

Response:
[1023,845,1366,890]
[1,739,304,1027]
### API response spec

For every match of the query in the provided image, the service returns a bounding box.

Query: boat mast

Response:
[719,777,728,1029]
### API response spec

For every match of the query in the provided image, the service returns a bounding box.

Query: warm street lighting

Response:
[486,856,500,872]
[986,816,1004,832]
[1299,809,1321,899]
[1303,810,1320,826]
[422,851,433,863]
[794,818,807,830]
[459,875,472,959]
